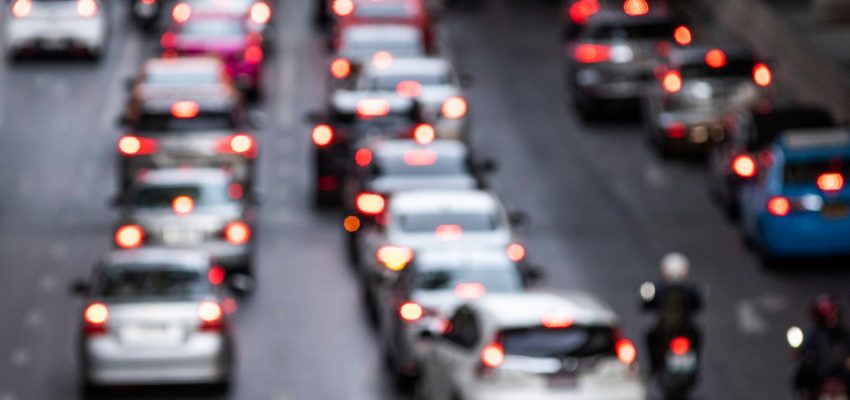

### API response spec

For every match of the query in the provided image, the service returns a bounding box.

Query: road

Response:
[0,0,848,399]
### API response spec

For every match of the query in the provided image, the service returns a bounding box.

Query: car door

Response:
[427,307,480,399]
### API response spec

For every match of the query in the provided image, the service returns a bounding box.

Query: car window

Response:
[398,212,498,232]
[414,268,523,293]
[373,153,467,177]
[589,21,674,40]
[370,73,449,91]
[501,326,616,358]
[98,266,209,300]
[680,60,756,80]
[354,2,417,18]
[179,20,245,38]
[145,71,221,86]
[132,184,231,208]
[135,112,237,131]
[341,41,424,59]
[784,160,850,186]
[444,308,479,349]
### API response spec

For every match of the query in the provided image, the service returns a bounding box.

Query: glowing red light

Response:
[506,243,526,262]
[172,2,191,22]
[208,266,226,285]
[244,45,263,64]
[312,124,334,147]
[118,135,157,156]
[115,225,144,249]
[172,195,195,215]
[250,1,271,24]
[77,0,97,17]
[753,63,773,87]
[568,0,599,25]
[455,282,485,300]
[376,246,413,271]
[818,173,844,192]
[663,71,682,93]
[574,44,610,64]
[732,155,757,178]
[442,97,468,119]
[332,0,354,16]
[171,101,199,119]
[767,196,790,217]
[330,58,351,79]
[623,0,649,16]
[705,49,727,68]
[435,224,463,241]
[356,193,385,215]
[84,303,109,325]
[542,313,573,328]
[481,342,505,368]
[414,124,436,144]
[674,25,692,46]
[396,81,422,98]
[12,0,32,18]
[224,222,251,244]
[670,336,691,356]
[403,149,437,166]
[399,302,423,321]
[356,99,391,118]
[355,148,373,167]
[616,338,637,364]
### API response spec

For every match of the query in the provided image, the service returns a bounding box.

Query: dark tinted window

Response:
[132,184,230,208]
[374,153,467,176]
[135,112,237,131]
[681,60,756,79]
[414,268,522,293]
[179,20,244,38]
[784,160,850,186]
[749,109,835,150]
[590,22,674,40]
[501,326,616,358]
[99,267,208,299]
[399,212,498,232]
[372,74,448,91]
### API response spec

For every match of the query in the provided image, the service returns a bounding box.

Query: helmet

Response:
[660,253,690,283]
[812,294,841,328]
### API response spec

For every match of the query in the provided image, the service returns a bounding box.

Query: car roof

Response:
[389,189,500,214]
[371,139,467,159]
[472,292,619,330]
[331,90,416,113]
[102,248,210,269]
[779,128,850,153]
[144,56,223,76]
[363,57,452,77]
[415,248,515,272]
[136,168,231,187]
[341,24,422,43]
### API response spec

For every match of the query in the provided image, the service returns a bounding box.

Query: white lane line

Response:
[48,242,67,261]
[644,162,667,188]
[23,310,43,329]
[0,392,16,400]
[9,348,30,369]
[736,299,768,335]
[38,273,58,293]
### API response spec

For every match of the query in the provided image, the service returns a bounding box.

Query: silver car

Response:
[73,248,233,391]
[4,0,108,59]
[329,24,425,90]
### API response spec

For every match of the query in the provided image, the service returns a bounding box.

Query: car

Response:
[642,45,775,155]
[328,24,426,91]
[417,291,646,400]
[113,168,256,275]
[561,0,673,42]
[354,57,472,141]
[131,0,165,30]
[309,91,430,205]
[162,15,265,98]
[565,6,680,119]
[739,128,850,261]
[73,248,234,391]
[4,0,108,60]
[170,0,273,36]
[118,57,256,195]
[332,0,435,53]
[375,248,528,382]
[708,104,835,215]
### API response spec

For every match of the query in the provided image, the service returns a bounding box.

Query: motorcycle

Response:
[787,326,850,400]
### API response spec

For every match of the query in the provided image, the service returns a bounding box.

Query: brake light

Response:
[705,49,727,68]
[356,192,385,215]
[160,32,177,49]
[330,58,351,79]
[171,101,199,119]
[217,134,257,158]
[574,44,610,64]
[666,122,686,139]
[115,225,144,249]
[224,222,251,244]
[83,302,109,334]
[172,2,191,22]
[568,0,599,25]
[455,282,485,300]
[208,266,225,285]
[118,135,158,156]
[172,195,194,215]
[141,0,156,4]
[396,81,422,98]
[403,149,437,166]
[77,0,97,17]
[372,51,393,69]
[11,0,32,18]
[615,338,637,364]
[673,25,692,46]
[435,224,463,241]
[250,1,271,24]
[480,342,505,368]
[662,71,682,93]
[228,183,244,200]
[414,124,436,144]
[356,99,390,118]
[732,154,757,178]
[753,63,772,87]
[623,0,649,16]
[332,0,354,16]
[376,246,413,271]
[767,196,790,217]
[818,173,844,192]
[542,313,573,328]
[670,336,691,356]
[506,243,526,262]
[354,148,373,167]
[244,45,263,64]
[399,302,423,322]
[312,124,334,147]
[441,96,468,119]
[198,301,223,331]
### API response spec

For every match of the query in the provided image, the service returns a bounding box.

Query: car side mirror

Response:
[305,110,326,123]
[70,279,90,296]
[509,210,529,226]
[459,73,474,88]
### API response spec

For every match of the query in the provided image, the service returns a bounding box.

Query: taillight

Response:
[372,51,393,69]
[198,301,223,331]
[354,148,372,167]
[332,0,354,16]
[480,342,505,368]
[574,44,610,64]
[662,71,682,93]
[160,32,177,49]
[83,302,109,335]
[454,282,485,300]
[224,222,251,245]
[208,266,226,285]
[118,135,158,156]
[249,1,271,24]
[356,99,391,118]
[172,195,194,215]
[753,63,772,87]
[396,81,422,98]
[506,243,526,262]
[115,225,144,249]
[673,25,692,46]
[435,224,463,241]
[732,154,757,178]
[356,192,385,216]
[441,96,468,119]
[568,0,599,25]
[77,0,97,17]
[767,196,791,217]
[172,2,191,22]
[244,45,263,64]
[171,101,199,119]
[705,49,726,69]
[666,122,686,139]
[670,336,691,356]
[376,246,413,271]
[623,0,649,16]
[413,124,436,144]
[403,149,437,166]
[542,313,573,329]
[312,124,334,147]
[217,134,257,158]
[330,58,351,79]
[228,183,244,200]
[615,338,637,365]
[11,0,32,18]
[399,302,423,322]
[818,173,844,192]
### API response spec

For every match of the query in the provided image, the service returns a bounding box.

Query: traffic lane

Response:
[441,1,850,398]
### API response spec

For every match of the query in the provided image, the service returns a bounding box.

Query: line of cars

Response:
[310,0,649,398]
[562,0,850,264]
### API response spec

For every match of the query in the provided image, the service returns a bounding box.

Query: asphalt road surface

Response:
[0,0,848,399]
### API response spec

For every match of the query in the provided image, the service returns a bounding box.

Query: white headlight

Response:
[609,45,634,63]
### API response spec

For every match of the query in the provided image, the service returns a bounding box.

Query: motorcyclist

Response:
[642,253,703,374]
[793,294,850,398]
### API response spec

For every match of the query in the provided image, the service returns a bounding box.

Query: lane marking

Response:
[736,300,768,335]
[9,348,29,369]
[23,310,42,329]
[644,163,667,188]
[47,242,67,261]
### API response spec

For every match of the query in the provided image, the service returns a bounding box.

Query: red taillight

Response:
[249,1,271,24]
[705,49,727,69]
[172,195,194,215]
[224,222,251,245]
[455,282,485,300]
[670,336,691,356]
[332,0,354,16]
[171,101,199,119]
[115,225,144,249]
[83,302,109,335]
[312,124,334,147]
[399,302,423,322]
[118,135,158,156]
[441,96,468,119]
[568,0,599,24]
[372,51,393,69]
[673,25,692,46]
[218,134,257,158]
[356,192,385,216]
[172,2,191,22]
[208,266,226,285]
[481,342,505,368]
[403,149,437,166]
[542,313,573,329]
[396,81,422,98]
[228,183,244,200]
[506,243,526,262]
[244,45,263,64]
[413,124,436,144]
[818,173,844,192]
[11,0,32,18]
[662,71,682,93]
[767,196,791,217]
[160,32,177,49]
[354,148,373,167]
[376,246,413,271]
[615,338,637,364]
[330,58,351,79]
[198,301,223,331]
[77,0,97,17]
[356,99,390,118]
[666,122,687,139]
[732,154,757,178]
[623,0,649,16]
[435,224,463,241]
[753,63,772,87]
[574,44,610,64]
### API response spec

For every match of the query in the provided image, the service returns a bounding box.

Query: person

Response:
[793,294,850,398]
[642,252,703,374]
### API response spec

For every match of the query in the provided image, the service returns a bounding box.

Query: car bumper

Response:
[435,118,469,142]
[6,17,106,51]
[759,213,850,256]
[121,156,254,187]
[465,381,646,400]
[573,66,652,101]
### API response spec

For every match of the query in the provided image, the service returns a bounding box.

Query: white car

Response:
[356,57,472,142]
[329,24,425,89]
[418,292,647,400]
[4,0,108,60]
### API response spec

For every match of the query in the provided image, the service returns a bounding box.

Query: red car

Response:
[332,0,435,53]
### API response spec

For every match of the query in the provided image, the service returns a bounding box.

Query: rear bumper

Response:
[465,380,646,400]
[6,16,106,51]
[759,214,850,256]
[573,65,653,101]
[120,156,255,189]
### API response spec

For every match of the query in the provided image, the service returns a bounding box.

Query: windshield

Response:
[354,2,417,18]
[398,212,498,232]
[784,160,850,186]
[99,266,208,299]
[145,71,221,86]
[501,326,616,358]
[136,112,237,131]
[414,268,522,292]
[341,41,423,60]
[132,184,231,208]
[371,73,449,91]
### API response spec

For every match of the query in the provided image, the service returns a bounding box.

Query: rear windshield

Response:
[179,20,244,38]
[374,154,467,176]
[341,41,423,60]
[414,268,522,293]
[681,60,756,79]
[99,267,208,299]
[501,326,616,358]
[132,184,230,208]
[136,112,237,131]
[371,74,449,91]
[784,160,850,186]
[399,212,498,232]
[590,22,674,40]
[354,2,417,18]
[750,110,835,150]
[145,71,221,86]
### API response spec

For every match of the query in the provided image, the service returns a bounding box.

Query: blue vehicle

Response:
[739,128,850,260]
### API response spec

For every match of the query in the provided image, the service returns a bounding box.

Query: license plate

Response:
[121,324,183,344]
[665,352,697,373]
[822,203,849,219]
[547,373,578,389]
[162,225,203,246]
